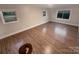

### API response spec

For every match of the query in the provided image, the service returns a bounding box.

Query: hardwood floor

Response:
[0,22,78,54]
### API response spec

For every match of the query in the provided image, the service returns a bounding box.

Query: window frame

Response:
[0,9,19,24]
[56,9,71,21]
[43,10,47,17]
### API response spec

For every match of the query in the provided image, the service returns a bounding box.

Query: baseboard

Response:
[50,20,78,27]
[0,21,48,40]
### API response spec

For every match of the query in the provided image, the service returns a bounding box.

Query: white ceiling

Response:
[0,4,79,8]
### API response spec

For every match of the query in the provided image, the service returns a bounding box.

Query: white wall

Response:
[0,5,49,39]
[50,5,79,26]
[0,4,79,39]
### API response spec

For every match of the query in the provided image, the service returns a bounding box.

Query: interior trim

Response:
[50,20,78,27]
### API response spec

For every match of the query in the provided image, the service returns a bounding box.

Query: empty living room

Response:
[0,4,79,54]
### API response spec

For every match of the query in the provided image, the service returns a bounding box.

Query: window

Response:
[1,10,18,24]
[57,10,70,19]
[43,10,46,16]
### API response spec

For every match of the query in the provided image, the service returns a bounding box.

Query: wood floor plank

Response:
[0,22,78,54]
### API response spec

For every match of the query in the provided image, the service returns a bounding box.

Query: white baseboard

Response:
[50,20,78,27]
[0,21,48,40]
